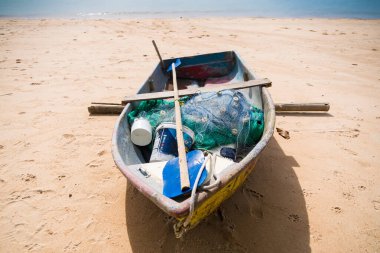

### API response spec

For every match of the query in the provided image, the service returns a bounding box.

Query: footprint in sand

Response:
[33,189,54,197]
[302,189,313,197]
[62,134,76,144]
[86,159,104,168]
[339,128,360,138]
[57,175,66,181]
[7,191,32,202]
[342,192,354,200]
[311,228,323,242]
[97,150,106,156]
[333,170,342,177]
[216,206,236,234]
[21,173,36,182]
[24,243,41,251]
[332,206,342,214]
[288,214,301,222]
[372,200,380,210]
[342,148,358,156]
[242,186,264,219]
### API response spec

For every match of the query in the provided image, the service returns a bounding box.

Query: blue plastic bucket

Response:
[149,122,195,162]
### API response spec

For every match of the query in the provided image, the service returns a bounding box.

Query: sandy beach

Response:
[0,17,379,252]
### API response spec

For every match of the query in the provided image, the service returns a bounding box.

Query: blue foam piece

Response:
[166,58,181,72]
[162,150,208,199]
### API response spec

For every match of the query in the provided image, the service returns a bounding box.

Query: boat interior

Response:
[114,51,265,202]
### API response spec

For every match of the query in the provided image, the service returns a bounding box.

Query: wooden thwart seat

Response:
[121,78,272,105]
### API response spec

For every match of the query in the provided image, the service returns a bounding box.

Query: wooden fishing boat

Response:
[111,51,275,237]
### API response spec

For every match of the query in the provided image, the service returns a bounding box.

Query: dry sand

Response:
[0,17,379,252]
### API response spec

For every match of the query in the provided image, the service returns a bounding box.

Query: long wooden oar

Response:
[171,63,190,191]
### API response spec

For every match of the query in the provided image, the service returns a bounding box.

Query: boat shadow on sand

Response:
[125,138,311,253]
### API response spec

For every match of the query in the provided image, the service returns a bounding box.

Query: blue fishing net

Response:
[127,90,264,152]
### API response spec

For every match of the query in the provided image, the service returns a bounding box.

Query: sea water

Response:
[0,0,379,19]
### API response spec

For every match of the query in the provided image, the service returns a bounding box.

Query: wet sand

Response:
[0,18,379,252]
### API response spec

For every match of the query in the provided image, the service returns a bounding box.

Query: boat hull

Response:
[111,51,275,236]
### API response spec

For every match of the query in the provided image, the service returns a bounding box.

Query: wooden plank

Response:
[122,78,271,105]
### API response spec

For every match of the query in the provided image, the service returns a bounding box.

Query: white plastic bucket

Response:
[131,117,153,146]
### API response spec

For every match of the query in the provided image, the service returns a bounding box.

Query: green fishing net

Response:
[127,90,264,152]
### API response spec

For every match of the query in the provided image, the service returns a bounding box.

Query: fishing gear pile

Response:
[128,90,264,154]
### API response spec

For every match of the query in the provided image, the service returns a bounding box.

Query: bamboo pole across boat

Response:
[275,103,330,112]
[88,102,330,115]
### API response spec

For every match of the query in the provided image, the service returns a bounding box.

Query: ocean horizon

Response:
[1,0,380,19]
